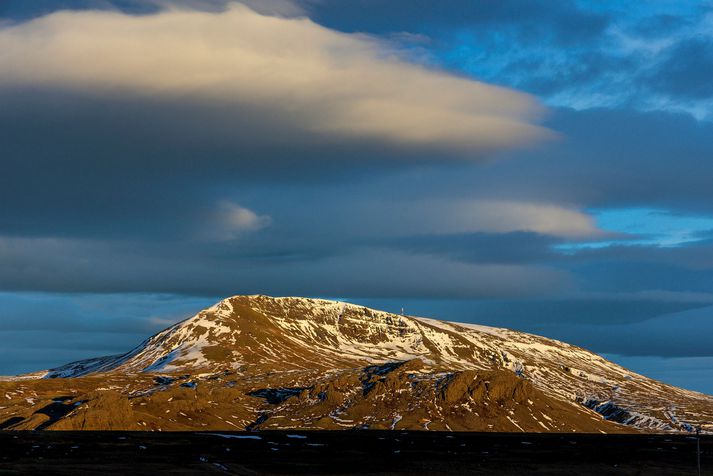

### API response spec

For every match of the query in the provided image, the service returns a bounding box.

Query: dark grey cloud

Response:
[565,239,713,273]
[542,305,713,359]
[568,260,713,296]
[0,88,368,239]
[643,37,713,100]
[0,236,570,299]
[0,292,210,334]
[0,0,243,20]
[441,107,713,209]
[0,330,155,375]
[304,0,609,46]
[357,297,708,329]
[4,103,713,302]
[0,292,214,374]
[381,232,558,265]
[1,0,612,45]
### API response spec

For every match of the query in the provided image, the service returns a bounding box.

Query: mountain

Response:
[1,295,711,432]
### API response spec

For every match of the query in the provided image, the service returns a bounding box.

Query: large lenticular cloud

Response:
[0,2,550,154]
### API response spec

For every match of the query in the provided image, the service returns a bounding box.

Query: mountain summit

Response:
[1,295,711,432]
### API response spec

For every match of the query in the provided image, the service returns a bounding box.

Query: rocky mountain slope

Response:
[1,295,712,432]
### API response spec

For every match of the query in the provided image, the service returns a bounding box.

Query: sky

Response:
[0,0,712,394]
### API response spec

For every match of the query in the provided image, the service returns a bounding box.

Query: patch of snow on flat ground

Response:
[204,433,262,440]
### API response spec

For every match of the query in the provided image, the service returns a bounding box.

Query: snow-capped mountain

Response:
[2,295,711,432]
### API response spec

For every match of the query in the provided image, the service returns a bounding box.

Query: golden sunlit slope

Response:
[1,295,711,432]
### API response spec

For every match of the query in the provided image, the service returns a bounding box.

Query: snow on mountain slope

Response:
[30,295,713,432]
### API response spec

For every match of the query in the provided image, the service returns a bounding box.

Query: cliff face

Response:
[1,295,712,432]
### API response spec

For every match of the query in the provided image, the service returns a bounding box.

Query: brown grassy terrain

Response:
[1,359,627,432]
[1,295,711,433]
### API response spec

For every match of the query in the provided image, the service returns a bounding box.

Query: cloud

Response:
[0,291,211,334]
[199,201,272,241]
[0,4,549,153]
[164,0,305,17]
[0,291,215,374]
[409,200,599,237]
[283,198,600,243]
[303,0,609,46]
[600,355,713,395]
[381,232,557,265]
[218,201,272,232]
[642,37,713,100]
[572,305,713,358]
[371,1,708,118]
[437,107,713,210]
[0,0,305,20]
[0,235,570,299]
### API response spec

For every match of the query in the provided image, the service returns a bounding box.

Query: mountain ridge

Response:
[1,295,711,433]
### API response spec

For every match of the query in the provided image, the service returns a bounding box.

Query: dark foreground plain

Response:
[0,431,710,475]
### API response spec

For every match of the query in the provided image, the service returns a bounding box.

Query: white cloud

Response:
[345,199,601,238]
[202,201,272,241]
[0,3,550,154]
[429,200,600,238]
